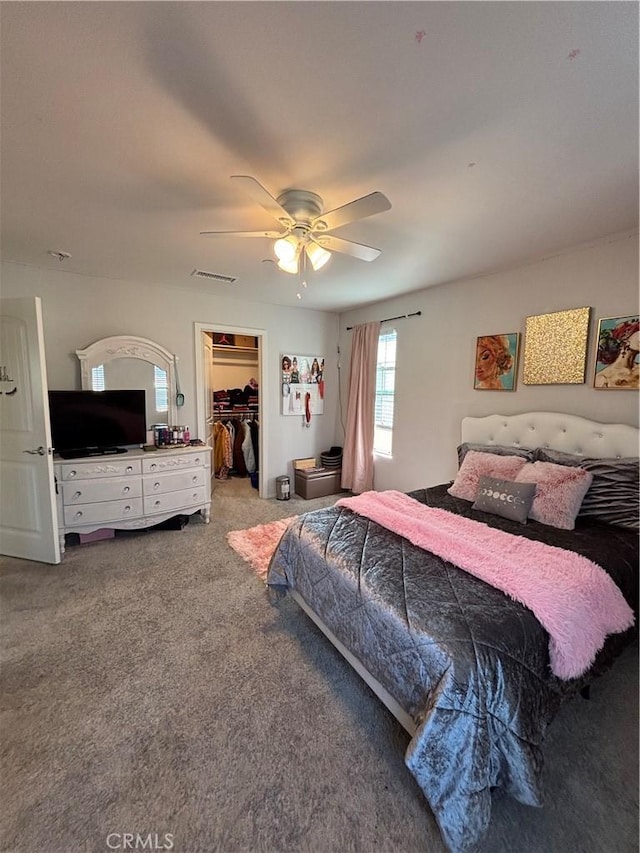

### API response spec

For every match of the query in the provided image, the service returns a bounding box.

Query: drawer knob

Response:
[155,500,161,506]
[74,511,83,519]
[150,463,157,471]
[68,470,77,478]
[195,457,200,464]
[123,505,131,514]
[192,476,197,483]
[193,493,198,499]
[123,486,130,494]
[154,482,160,490]
[126,466,133,473]
[73,491,82,500]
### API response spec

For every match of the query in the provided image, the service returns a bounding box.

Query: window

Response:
[373,328,396,455]
[93,365,167,413]
[154,365,169,413]
[91,365,105,391]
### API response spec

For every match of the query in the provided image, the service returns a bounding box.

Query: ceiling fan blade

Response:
[230,175,294,227]
[200,229,285,239]
[311,191,391,233]
[317,235,382,262]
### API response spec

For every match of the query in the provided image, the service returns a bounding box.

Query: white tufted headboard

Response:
[461,412,639,459]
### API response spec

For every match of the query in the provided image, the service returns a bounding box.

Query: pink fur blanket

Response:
[336,490,634,679]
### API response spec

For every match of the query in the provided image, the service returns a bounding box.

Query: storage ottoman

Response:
[294,467,344,499]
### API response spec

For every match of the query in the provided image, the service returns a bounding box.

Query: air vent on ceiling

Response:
[191,268,237,284]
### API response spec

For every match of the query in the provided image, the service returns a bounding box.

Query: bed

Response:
[266,412,639,852]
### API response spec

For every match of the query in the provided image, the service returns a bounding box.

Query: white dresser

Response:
[54,446,211,554]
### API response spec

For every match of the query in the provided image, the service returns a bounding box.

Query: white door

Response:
[203,331,214,438]
[0,297,60,564]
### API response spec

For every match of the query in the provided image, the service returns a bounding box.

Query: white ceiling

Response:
[1,2,638,312]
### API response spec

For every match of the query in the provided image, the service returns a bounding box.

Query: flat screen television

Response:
[48,389,147,459]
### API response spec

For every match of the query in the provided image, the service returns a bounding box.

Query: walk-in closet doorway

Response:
[193,322,268,499]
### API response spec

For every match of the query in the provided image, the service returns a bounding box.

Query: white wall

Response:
[211,349,259,395]
[338,231,640,493]
[4,230,637,499]
[0,262,340,497]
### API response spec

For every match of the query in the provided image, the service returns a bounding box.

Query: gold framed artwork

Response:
[522,307,590,385]
[593,315,639,390]
[473,333,519,390]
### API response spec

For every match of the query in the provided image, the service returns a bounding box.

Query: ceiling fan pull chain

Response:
[297,248,309,300]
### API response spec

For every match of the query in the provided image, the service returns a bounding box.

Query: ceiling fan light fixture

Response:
[274,235,298,263]
[277,255,299,274]
[306,241,331,271]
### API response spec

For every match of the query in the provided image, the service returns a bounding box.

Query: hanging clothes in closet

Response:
[213,416,259,479]
[248,418,259,471]
[209,330,260,484]
[232,420,248,476]
[213,420,233,480]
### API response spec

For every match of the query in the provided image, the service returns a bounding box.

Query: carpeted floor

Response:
[0,475,638,853]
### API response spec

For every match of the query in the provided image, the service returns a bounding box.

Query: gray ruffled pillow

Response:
[472,476,536,524]
[457,442,536,467]
[534,448,639,531]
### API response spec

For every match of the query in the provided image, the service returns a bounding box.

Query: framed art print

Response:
[593,315,639,390]
[281,353,325,415]
[474,333,519,391]
[522,307,590,385]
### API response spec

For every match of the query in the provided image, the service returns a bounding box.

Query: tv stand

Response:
[58,447,127,460]
[53,446,211,555]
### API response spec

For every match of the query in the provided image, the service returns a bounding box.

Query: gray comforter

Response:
[266,485,638,853]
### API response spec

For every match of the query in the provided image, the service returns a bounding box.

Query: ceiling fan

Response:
[200,175,391,274]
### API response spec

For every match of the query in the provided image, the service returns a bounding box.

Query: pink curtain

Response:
[341,321,381,494]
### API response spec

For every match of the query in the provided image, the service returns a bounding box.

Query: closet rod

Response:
[346,310,421,331]
[213,412,258,420]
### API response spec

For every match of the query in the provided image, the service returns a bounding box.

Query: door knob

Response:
[23,446,46,456]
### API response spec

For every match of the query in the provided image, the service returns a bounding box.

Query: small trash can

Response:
[276,475,290,500]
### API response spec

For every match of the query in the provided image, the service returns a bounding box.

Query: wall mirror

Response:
[76,335,178,430]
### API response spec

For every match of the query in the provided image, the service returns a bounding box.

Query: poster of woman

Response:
[281,353,325,414]
[474,333,519,391]
[593,315,639,390]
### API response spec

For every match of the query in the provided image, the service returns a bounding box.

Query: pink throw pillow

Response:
[448,451,529,502]
[515,461,593,530]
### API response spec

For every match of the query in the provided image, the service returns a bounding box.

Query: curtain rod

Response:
[346,310,421,331]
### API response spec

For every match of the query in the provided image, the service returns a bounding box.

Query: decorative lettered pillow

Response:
[472,476,536,523]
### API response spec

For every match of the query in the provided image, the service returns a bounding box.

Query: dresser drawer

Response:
[143,469,205,496]
[62,477,142,505]
[144,486,207,516]
[142,452,208,474]
[59,458,142,481]
[63,497,143,526]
